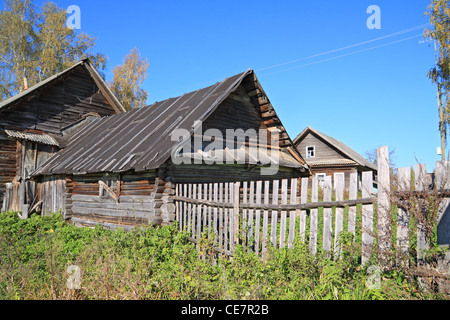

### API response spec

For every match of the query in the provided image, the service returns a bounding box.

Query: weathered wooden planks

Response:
[362,171,374,265]
[174,151,445,269]
[377,146,392,267]
[397,167,410,267]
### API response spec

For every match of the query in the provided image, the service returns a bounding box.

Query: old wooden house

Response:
[0,59,125,214]
[293,126,376,190]
[30,69,310,229]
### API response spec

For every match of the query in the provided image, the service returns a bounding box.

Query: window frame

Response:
[306,145,316,159]
[99,174,119,200]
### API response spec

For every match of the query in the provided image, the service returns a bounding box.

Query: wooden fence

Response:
[174,146,450,268]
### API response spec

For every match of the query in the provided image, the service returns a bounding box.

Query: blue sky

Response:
[28,1,442,171]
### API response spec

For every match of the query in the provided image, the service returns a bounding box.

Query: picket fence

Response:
[174,146,450,267]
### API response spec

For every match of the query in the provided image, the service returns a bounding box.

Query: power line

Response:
[259,33,423,77]
[256,23,430,73]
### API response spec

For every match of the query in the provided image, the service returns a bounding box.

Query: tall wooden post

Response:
[377,146,392,269]
[397,167,411,267]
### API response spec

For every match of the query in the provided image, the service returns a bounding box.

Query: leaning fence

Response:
[174,146,450,268]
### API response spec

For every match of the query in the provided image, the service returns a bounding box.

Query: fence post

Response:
[415,163,429,265]
[362,171,374,265]
[435,161,450,246]
[397,167,411,267]
[377,145,392,269]
[288,178,298,249]
[348,172,357,239]
[161,181,176,226]
[309,176,319,255]
[323,176,332,255]
[299,177,308,242]
[270,180,279,248]
[334,173,344,259]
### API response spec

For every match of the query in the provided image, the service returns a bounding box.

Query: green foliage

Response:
[108,47,149,111]
[0,0,106,100]
[0,211,444,300]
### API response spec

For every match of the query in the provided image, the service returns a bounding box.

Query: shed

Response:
[0,59,125,213]
[31,69,310,228]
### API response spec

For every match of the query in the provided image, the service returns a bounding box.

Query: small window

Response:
[99,174,119,200]
[306,146,315,158]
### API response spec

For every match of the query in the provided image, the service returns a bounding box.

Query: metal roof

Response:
[4,130,60,147]
[293,126,377,171]
[32,69,307,177]
[305,159,357,167]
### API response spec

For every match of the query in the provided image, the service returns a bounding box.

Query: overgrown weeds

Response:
[0,211,445,300]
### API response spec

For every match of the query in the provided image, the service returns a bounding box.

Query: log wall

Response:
[68,171,158,229]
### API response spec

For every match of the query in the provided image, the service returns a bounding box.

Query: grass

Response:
[0,211,446,300]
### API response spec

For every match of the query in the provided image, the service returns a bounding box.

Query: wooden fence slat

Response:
[348,172,357,239]
[219,183,224,250]
[334,173,344,259]
[309,176,319,254]
[242,181,248,248]
[248,181,255,251]
[262,181,270,256]
[208,183,213,240]
[435,161,450,248]
[362,171,374,265]
[255,181,262,254]
[197,184,202,241]
[288,178,297,249]
[183,184,187,231]
[323,176,332,254]
[300,177,308,242]
[279,179,288,248]
[224,183,229,252]
[176,184,180,230]
[203,183,208,237]
[213,183,218,245]
[377,146,392,267]
[192,184,197,239]
[415,163,429,264]
[397,167,411,267]
[187,184,192,235]
[233,182,240,248]
[271,179,279,248]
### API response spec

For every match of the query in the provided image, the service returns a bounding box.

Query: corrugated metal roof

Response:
[4,130,60,147]
[293,126,377,171]
[32,69,307,177]
[305,159,357,167]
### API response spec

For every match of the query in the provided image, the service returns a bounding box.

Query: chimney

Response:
[23,77,28,90]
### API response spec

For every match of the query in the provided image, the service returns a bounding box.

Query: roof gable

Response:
[0,59,125,115]
[293,126,377,171]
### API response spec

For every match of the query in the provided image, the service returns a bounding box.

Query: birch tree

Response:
[0,0,106,101]
[425,0,450,160]
[108,48,149,111]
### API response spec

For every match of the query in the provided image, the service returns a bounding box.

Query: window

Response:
[306,146,315,158]
[99,174,119,200]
